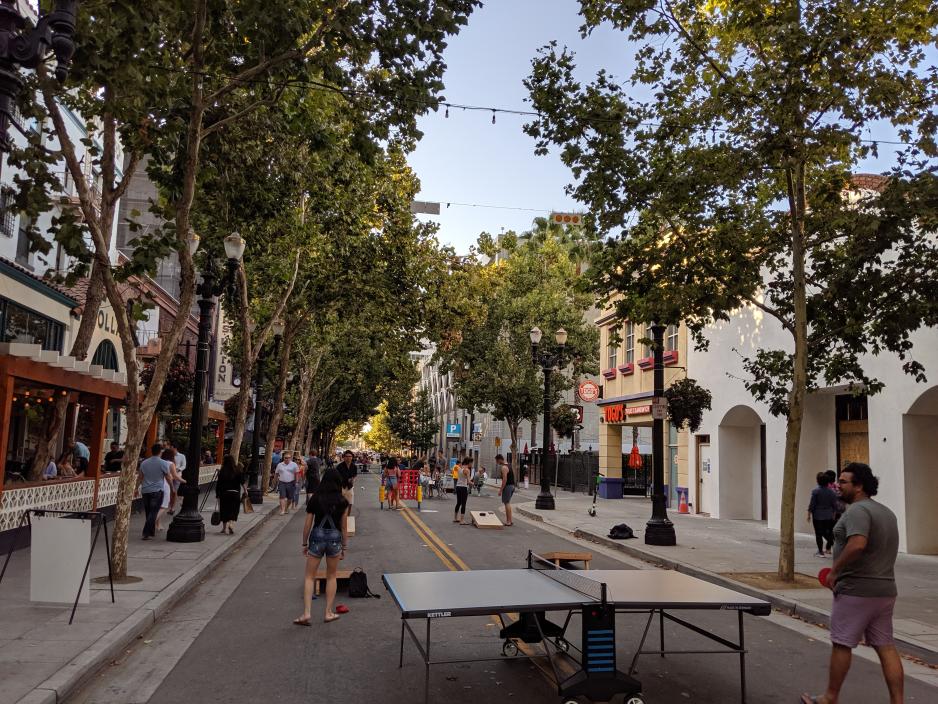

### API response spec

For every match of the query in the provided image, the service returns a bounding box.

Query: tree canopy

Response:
[525,0,938,579]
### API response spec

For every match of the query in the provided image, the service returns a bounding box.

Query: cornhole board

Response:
[347,516,356,536]
[470,510,503,529]
[314,568,353,595]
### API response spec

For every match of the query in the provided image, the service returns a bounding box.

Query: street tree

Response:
[436,231,599,474]
[11,0,478,578]
[525,1,938,579]
[363,402,400,455]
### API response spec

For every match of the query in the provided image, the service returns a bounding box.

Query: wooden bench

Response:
[540,551,592,570]
[313,569,353,595]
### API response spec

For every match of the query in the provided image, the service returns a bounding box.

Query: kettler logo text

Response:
[427,611,452,618]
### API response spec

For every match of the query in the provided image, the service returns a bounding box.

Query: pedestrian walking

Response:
[305,450,321,496]
[169,439,186,514]
[337,449,358,508]
[802,462,902,704]
[453,456,472,524]
[215,455,244,535]
[295,469,349,626]
[157,447,185,532]
[384,456,400,509]
[293,456,304,510]
[275,451,300,515]
[137,444,170,540]
[497,454,515,526]
[807,471,839,557]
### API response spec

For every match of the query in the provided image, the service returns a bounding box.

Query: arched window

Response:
[92,339,119,371]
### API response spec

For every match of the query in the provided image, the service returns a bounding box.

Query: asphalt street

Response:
[68,473,937,703]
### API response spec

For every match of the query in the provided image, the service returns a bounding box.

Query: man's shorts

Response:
[342,486,355,505]
[278,480,296,500]
[501,484,515,505]
[830,593,896,648]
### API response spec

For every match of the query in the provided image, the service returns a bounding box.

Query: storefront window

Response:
[1,299,64,352]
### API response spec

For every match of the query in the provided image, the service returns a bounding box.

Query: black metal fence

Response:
[521,449,651,497]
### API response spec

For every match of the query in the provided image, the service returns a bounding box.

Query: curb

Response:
[517,505,938,665]
[18,503,281,704]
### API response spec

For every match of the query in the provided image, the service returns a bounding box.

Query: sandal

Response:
[293,617,312,627]
[800,695,827,704]
[324,614,341,623]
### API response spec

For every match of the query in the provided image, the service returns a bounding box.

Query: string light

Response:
[444,106,449,118]
[491,110,496,124]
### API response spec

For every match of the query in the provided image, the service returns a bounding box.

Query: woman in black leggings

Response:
[453,456,472,524]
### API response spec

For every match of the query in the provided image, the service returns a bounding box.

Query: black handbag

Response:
[211,499,221,526]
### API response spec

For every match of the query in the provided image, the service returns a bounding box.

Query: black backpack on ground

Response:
[608,523,637,540]
[348,567,381,598]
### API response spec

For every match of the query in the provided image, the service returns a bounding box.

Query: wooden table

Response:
[314,568,353,595]
[540,551,592,570]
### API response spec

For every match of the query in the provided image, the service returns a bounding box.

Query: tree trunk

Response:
[508,420,520,476]
[287,356,317,454]
[227,269,255,461]
[27,396,69,480]
[261,327,295,492]
[778,161,809,582]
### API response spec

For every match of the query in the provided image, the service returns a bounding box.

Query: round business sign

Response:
[577,380,600,403]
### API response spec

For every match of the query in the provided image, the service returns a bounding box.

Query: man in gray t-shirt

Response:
[802,462,903,704]
[137,444,169,540]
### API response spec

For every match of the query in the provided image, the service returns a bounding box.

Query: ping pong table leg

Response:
[424,618,432,704]
[738,611,747,703]
[400,620,405,668]
[659,609,666,658]
[628,610,655,675]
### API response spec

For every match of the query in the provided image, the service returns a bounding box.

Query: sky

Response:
[407,1,918,255]
[408,0,628,254]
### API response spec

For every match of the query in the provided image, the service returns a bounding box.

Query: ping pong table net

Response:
[528,551,607,606]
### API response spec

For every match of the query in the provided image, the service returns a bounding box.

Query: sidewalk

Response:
[512,489,938,662]
[0,496,282,704]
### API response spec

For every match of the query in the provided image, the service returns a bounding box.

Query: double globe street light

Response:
[167,233,246,543]
[529,325,567,510]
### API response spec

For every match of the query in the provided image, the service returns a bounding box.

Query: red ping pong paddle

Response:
[818,567,832,590]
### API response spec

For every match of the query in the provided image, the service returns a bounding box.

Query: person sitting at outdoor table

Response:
[41,458,57,480]
[56,451,77,478]
[104,442,124,473]
[418,462,431,495]
[473,466,487,495]
[72,440,90,475]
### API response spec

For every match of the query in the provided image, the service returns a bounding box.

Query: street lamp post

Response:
[168,233,246,543]
[644,323,677,546]
[246,318,284,504]
[530,326,567,511]
[0,0,78,153]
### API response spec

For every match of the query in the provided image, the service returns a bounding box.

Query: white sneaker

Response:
[813,551,825,558]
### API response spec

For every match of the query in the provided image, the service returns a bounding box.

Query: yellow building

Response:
[595,312,689,507]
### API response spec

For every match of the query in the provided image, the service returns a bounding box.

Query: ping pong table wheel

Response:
[502,640,518,657]
[624,697,645,704]
[555,638,570,653]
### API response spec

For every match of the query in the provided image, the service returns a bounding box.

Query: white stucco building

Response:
[684,176,938,555]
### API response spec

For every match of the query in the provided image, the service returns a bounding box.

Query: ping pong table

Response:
[383,551,771,704]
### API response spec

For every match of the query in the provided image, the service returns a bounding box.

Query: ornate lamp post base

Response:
[534,490,555,511]
[166,487,206,543]
[247,483,264,504]
[645,497,676,546]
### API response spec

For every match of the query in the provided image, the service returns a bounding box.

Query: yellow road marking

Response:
[395,505,572,687]
[401,507,471,571]
[398,508,459,571]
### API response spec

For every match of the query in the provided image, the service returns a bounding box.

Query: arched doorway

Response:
[903,387,938,554]
[91,339,119,371]
[717,405,765,520]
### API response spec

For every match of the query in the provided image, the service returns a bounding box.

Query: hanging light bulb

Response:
[445,105,449,118]
[491,110,496,124]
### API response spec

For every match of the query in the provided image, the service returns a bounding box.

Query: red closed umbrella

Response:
[628,444,642,469]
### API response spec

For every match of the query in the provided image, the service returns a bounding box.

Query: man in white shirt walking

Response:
[275,452,300,515]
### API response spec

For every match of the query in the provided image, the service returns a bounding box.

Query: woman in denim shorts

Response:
[295,469,349,625]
